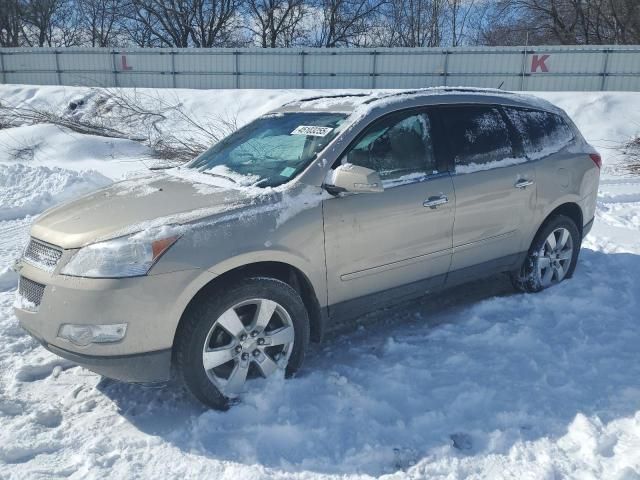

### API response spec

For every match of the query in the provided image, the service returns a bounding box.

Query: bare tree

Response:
[312,0,386,47]
[77,0,125,46]
[382,0,447,47]
[118,7,162,46]
[126,0,193,46]
[21,0,61,46]
[3,0,640,48]
[0,0,22,46]
[245,0,306,47]
[190,0,240,46]
[447,0,478,46]
[20,0,82,46]
[124,0,241,47]
[483,0,640,46]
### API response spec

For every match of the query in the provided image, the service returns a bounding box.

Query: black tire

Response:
[174,276,310,409]
[511,214,581,293]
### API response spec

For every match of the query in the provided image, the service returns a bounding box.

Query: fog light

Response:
[58,323,128,347]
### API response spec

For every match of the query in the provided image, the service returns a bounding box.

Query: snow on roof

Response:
[277,87,561,115]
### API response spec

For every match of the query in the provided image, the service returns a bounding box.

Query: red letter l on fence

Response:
[121,55,133,71]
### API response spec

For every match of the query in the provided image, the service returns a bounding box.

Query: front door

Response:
[322,109,455,319]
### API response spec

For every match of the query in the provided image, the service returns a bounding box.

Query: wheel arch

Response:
[172,260,326,354]
[541,202,584,238]
[523,201,584,259]
[512,201,583,292]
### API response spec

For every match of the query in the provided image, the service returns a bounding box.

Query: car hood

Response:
[31,170,268,249]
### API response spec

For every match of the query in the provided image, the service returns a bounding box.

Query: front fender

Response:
[207,249,327,308]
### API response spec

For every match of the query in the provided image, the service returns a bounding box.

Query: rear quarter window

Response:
[503,108,574,159]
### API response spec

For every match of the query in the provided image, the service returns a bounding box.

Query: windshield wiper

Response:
[201,171,237,184]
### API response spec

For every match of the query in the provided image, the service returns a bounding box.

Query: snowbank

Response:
[2,85,639,180]
[0,163,110,221]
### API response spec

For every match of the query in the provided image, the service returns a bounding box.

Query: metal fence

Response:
[1,45,640,91]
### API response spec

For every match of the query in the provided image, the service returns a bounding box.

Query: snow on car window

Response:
[441,107,514,170]
[504,108,574,159]
[341,112,436,183]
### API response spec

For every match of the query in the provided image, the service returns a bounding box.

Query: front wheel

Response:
[175,277,310,409]
[511,215,581,293]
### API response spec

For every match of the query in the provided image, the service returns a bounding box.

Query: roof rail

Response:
[282,93,372,107]
[362,87,515,104]
[281,86,521,110]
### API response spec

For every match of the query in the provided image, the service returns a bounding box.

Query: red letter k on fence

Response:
[531,54,550,73]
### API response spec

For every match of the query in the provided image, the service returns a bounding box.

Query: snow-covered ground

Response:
[0,85,639,479]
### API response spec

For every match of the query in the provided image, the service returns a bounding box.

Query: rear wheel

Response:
[175,277,309,409]
[511,215,581,293]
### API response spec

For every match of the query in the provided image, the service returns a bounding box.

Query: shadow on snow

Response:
[97,248,640,476]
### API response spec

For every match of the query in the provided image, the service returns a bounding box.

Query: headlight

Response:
[61,229,179,278]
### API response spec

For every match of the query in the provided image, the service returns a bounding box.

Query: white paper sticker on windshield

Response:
[280,167,296,177]
[291,125,333,137]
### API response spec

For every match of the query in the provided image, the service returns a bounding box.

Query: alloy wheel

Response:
[536,227,574,288]
[201,298,295,397]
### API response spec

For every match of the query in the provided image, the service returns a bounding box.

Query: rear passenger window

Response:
[439,106,514,173]
[503,108,574,159]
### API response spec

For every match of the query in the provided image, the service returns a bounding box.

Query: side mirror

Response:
[324,164,384,194]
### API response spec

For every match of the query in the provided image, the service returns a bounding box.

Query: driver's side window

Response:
[341,111,436,183]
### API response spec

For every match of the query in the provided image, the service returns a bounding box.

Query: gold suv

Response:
[14,89,601,408]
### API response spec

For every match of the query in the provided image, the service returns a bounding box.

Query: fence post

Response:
[601,49,610,91]
[520,47,527,91]
[443,49,449,86]
[0,50,5,85]
[234,50,239,89]
[171,50,177,88]
[371,50,377,89]
[54,49,62,85]
[301,50,306,88]
[111,50,119,87]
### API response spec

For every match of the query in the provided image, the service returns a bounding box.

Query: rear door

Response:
[502,107,584,237]
[322,109,455,318]
[436,105,537,281]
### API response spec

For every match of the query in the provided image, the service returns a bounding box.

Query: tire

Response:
[511,214,581,293]
[175,276,310,409]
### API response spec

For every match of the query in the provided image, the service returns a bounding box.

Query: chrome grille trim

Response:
[23,238,63,273]
[18,276,46,309]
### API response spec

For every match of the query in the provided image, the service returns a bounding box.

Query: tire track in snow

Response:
[597,178,640,230]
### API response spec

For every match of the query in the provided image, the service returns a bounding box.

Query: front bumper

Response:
[14,260,214,383]
[22,323,172,382]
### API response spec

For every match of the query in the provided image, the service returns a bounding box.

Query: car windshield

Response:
[187,112,347,188]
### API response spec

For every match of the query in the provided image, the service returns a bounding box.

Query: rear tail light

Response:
[589,153,602,169]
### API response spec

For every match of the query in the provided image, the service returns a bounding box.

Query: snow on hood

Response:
[30,170,260,248]
[30,168,326,248]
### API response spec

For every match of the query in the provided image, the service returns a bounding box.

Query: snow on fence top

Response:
[1,45,640,91]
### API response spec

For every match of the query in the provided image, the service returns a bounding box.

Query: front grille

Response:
[23,238,63,273]
[18,276,46,308]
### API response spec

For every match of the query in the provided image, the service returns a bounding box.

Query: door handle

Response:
[515,179,535,189]
[423,194,448,208]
